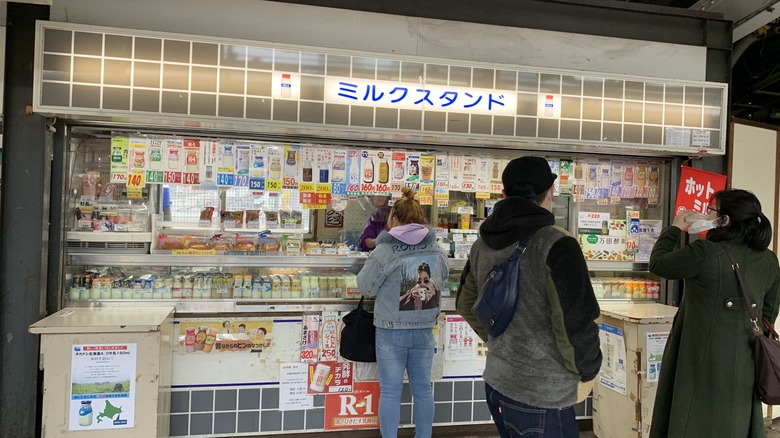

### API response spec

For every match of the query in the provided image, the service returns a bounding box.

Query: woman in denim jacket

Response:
[357,187,449,438]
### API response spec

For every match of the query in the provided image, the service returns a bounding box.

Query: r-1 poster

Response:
[69,344,137,431]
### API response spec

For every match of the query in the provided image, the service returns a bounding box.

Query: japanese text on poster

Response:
[70,344,137,431]
[598,323,627,396]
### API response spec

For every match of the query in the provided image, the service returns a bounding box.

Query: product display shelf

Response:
[154,220,307,236]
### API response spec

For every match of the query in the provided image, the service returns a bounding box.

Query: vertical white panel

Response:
[731,122,778,254]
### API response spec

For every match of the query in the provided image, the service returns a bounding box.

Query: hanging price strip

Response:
[476,192,490,199]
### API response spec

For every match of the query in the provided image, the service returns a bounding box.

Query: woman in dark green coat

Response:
[649,189,780,438]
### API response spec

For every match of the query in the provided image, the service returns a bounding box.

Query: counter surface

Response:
[29,306,175,334]
[599,302,678,324]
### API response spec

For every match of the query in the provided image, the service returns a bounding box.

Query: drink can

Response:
[143,278,154,289]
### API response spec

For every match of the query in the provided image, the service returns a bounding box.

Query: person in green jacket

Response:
[649,189,780,438]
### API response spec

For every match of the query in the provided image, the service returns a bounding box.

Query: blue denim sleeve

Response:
[357,251,385,298]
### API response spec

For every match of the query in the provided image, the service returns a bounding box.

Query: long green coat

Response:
[648,227,780,438]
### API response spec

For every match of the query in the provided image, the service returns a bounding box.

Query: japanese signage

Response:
[279,362,314,411]
[646,332,669,383]
[70,343,137,431]
[674,166,727,215]
[307,361,354,394]
[444,315,478,361]
[324,77,517,116]
[324,381,380,431]
[177,319,273,354]
[598,323,627,396]
[578,220,634,262]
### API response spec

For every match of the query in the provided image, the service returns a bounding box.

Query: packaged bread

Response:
[305,241,322,255]
[220,210,244,228]
[259,235,280,252]
[158,234,185,250]
[199,207,215,224]
[210,235,234,251]
[185,236,210,250]
[265,210,279,229]
[235,234,257,251]
[245,210,261,228]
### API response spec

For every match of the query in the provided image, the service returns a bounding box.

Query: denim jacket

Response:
[357,228,449,329]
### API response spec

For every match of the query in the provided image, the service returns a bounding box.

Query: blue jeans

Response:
[485,383,578,438]
[375,327,435,438]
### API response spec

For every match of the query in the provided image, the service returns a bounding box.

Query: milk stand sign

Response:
[69,344,137,430]
[674,167,727,215]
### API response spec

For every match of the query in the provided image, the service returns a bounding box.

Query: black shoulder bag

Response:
[340,296,377,362]
[722,246,780,404]
[472,239,528,338]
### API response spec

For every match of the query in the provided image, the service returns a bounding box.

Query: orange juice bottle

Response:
[203,328,218,353]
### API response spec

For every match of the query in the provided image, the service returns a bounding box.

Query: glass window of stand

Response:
[63,128,667,305]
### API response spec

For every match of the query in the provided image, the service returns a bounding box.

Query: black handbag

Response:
[723,246,780,404]
[472,239,528,338]
[339,296,377,362]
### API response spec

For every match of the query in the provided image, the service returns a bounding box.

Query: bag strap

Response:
[357,295,365,310]
[721,245,763,336]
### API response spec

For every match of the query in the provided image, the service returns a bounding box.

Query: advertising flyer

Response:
[319,312,339,362]
[444,315,477,361]
[635,220,663,263]
[233,143,252,188]
[110,136,129,184]
[279,363,314,411]
[324,381,380,431]
[216,141,236,187]
[307,361,354,394]
[182,139,201,185]
[475,156,490,194]
[460,156,478,193]
[598,323,627,396]
[69,343,137,431]
[145,137,164,184]
[200,140,218,188]
[163,138,184,185]
[283,144,300,189]
[646,332,669,383]
[265,146,283,192]
[177,319,274,354]
[448,155,462,191]
[434,153,450,200]
[126,137,148,195]
[301,314,320,362]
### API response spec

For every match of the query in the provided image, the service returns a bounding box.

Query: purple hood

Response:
[388,223,429,245]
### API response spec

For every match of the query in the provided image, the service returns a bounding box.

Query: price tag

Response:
[249,178,264,190]
[299,182,316,193]
[127,186,143,199]
[316,183,331,194]
[476,192,490,199]
[171,249,217,256]
[419,195,433,205]
[597,198,608,205]
[127,172,144,188]
[437,199,449,208]
[303,204,327,210]
[163,171,181,184]
[234,174,249,188]
[183,173,200,185]
[265,180,282,191]
[610,197,622,205]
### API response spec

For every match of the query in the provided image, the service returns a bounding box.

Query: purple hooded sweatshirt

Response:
[387,223,429,245]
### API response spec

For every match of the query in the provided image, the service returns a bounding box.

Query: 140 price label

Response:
[127,173,144,187]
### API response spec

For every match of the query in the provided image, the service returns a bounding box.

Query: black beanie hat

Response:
[502,156,557,197]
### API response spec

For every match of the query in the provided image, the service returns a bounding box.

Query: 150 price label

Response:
[265,180,282,191]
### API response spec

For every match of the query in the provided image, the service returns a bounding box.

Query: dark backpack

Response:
[472,239,527,338]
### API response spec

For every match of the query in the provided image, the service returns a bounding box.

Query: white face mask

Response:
[688,219,718,234]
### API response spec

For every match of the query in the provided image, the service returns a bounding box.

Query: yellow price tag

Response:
[420,195,433,205]
[127,186,143,199]
[265,180,282,191]
[303,204,327,210]
[299,182,315,192]
[476,192,491,199]
[316,183,331,194]
[171,249,217,256]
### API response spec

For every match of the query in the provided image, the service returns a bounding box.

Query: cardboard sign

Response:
[674,166,727,215]
[324,381,380,430]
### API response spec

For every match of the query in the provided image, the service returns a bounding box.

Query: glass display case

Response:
[62,126,667,312]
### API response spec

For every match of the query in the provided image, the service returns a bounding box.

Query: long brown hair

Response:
[389,187,426,225]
